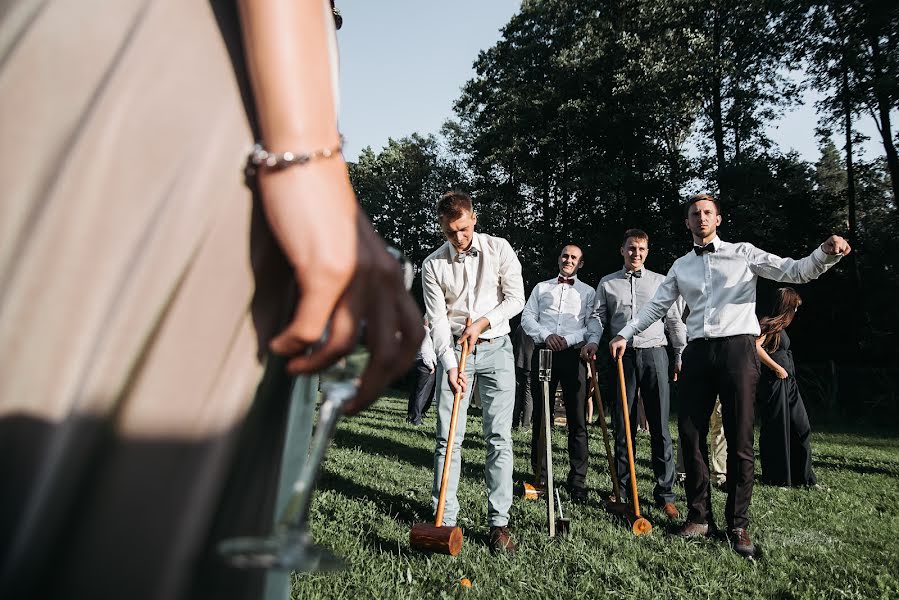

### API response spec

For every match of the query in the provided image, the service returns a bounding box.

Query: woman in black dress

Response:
[756,287,817,487]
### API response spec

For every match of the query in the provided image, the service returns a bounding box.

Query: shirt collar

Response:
[449,232,482,260]
[694,236,721,251]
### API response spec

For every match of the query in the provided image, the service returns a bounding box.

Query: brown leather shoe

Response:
[728,527,755,558]
[489,526,517,556]
[674,521,712,538]
[661,502,680,519]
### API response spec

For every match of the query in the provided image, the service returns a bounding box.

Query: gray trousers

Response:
[613,346,676,505]
[432,336,515,527]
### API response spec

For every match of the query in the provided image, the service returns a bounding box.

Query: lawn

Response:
[290,391,899,599]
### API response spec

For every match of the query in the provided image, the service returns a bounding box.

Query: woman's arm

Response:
[237,0,422,411]
[756,335,788,380]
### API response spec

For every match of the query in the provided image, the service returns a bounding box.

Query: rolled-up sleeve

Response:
[422,260,457,370]
[483,239,525,330]
[521,285,550,343]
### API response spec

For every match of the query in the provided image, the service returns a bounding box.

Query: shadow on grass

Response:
[812,454,899,477]
[332,428,492,481]
[319,470,429,526]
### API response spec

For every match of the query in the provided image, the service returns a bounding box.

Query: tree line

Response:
[349,0,898,420]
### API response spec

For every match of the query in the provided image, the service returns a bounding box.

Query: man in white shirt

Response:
[581,229,685,518]
[421,191,525,555]
[610,193,850,558]
[521,244,595,503]
[406,318,437,425]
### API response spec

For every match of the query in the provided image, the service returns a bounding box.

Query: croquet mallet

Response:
[589,358,623,506]
[409,320,472,555]
[616,356,652,535]
[539,348,556,538]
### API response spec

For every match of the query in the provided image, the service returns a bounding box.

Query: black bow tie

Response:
[558,277,575,285]
[455,247,479,262]
[694,243,716,255]
[626,270,642,278]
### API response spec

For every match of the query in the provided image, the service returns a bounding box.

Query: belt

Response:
[455,336,499,346]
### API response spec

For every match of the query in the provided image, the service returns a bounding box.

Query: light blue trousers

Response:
[431,335,515,527]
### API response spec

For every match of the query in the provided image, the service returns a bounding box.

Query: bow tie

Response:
[694,243,716,256]
[626,270,642,279]
[558,277,575,285]
[455,247,479,262]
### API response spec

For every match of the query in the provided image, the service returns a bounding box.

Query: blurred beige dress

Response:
[0,1,306,598]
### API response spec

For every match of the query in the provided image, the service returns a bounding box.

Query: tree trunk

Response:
[868,36,899,204]
[711,7,727,199]
[873,101,899,204]
[842,66,857,258]
[842,56,865,352]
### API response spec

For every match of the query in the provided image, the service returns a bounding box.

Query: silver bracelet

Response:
[246,137,344,176]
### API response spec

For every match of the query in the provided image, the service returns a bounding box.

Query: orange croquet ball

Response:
[460,578,472,588]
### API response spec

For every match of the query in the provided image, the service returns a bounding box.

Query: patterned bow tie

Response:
[558,276,575,285]
[694,243,716,256]
[455,247,479,262]
[626,270,642,278]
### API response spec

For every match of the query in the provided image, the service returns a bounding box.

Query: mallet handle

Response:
[434,318,472,527]
[616,356,641,517]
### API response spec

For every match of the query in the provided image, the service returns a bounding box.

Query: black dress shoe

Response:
[570,487,588,504]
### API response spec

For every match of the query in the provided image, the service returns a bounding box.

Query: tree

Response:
[689,0,803,201]
[349,134,467,302]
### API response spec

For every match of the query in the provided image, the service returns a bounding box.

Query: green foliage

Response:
[291,393,899,599]
[349,134,467,303]
[350,0,898,366]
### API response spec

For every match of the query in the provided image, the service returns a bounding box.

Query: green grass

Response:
[291,392,899,599]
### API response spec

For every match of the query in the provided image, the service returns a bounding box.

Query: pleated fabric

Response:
[0,1,304,598]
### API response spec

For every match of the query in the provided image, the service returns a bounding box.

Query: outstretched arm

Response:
[610,268,680,359]
[746,235,850,284]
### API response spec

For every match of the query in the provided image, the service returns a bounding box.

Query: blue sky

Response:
[336,0,885,165]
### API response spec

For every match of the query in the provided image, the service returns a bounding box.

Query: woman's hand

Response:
[261,160,423,412]
[774,365,788,380]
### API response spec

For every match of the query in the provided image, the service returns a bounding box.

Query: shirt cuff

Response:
[617,325,636,341]
[815,245,843,264]
[563,333,580,347]
[439,348,458,371]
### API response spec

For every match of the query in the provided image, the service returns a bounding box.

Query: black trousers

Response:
[678,335,759,530]
[529,346,588,489]
[758,373,816,486]
[406,359,436,425]
[513,367,533,428]
[613,346,675,505]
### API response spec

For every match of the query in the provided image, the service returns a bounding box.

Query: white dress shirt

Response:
[618,237,842,342]
[521,274,595,347]
[586,267,686,361]
[422,232,525,370]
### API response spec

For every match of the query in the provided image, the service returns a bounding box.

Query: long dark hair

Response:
[759,287,802,352]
